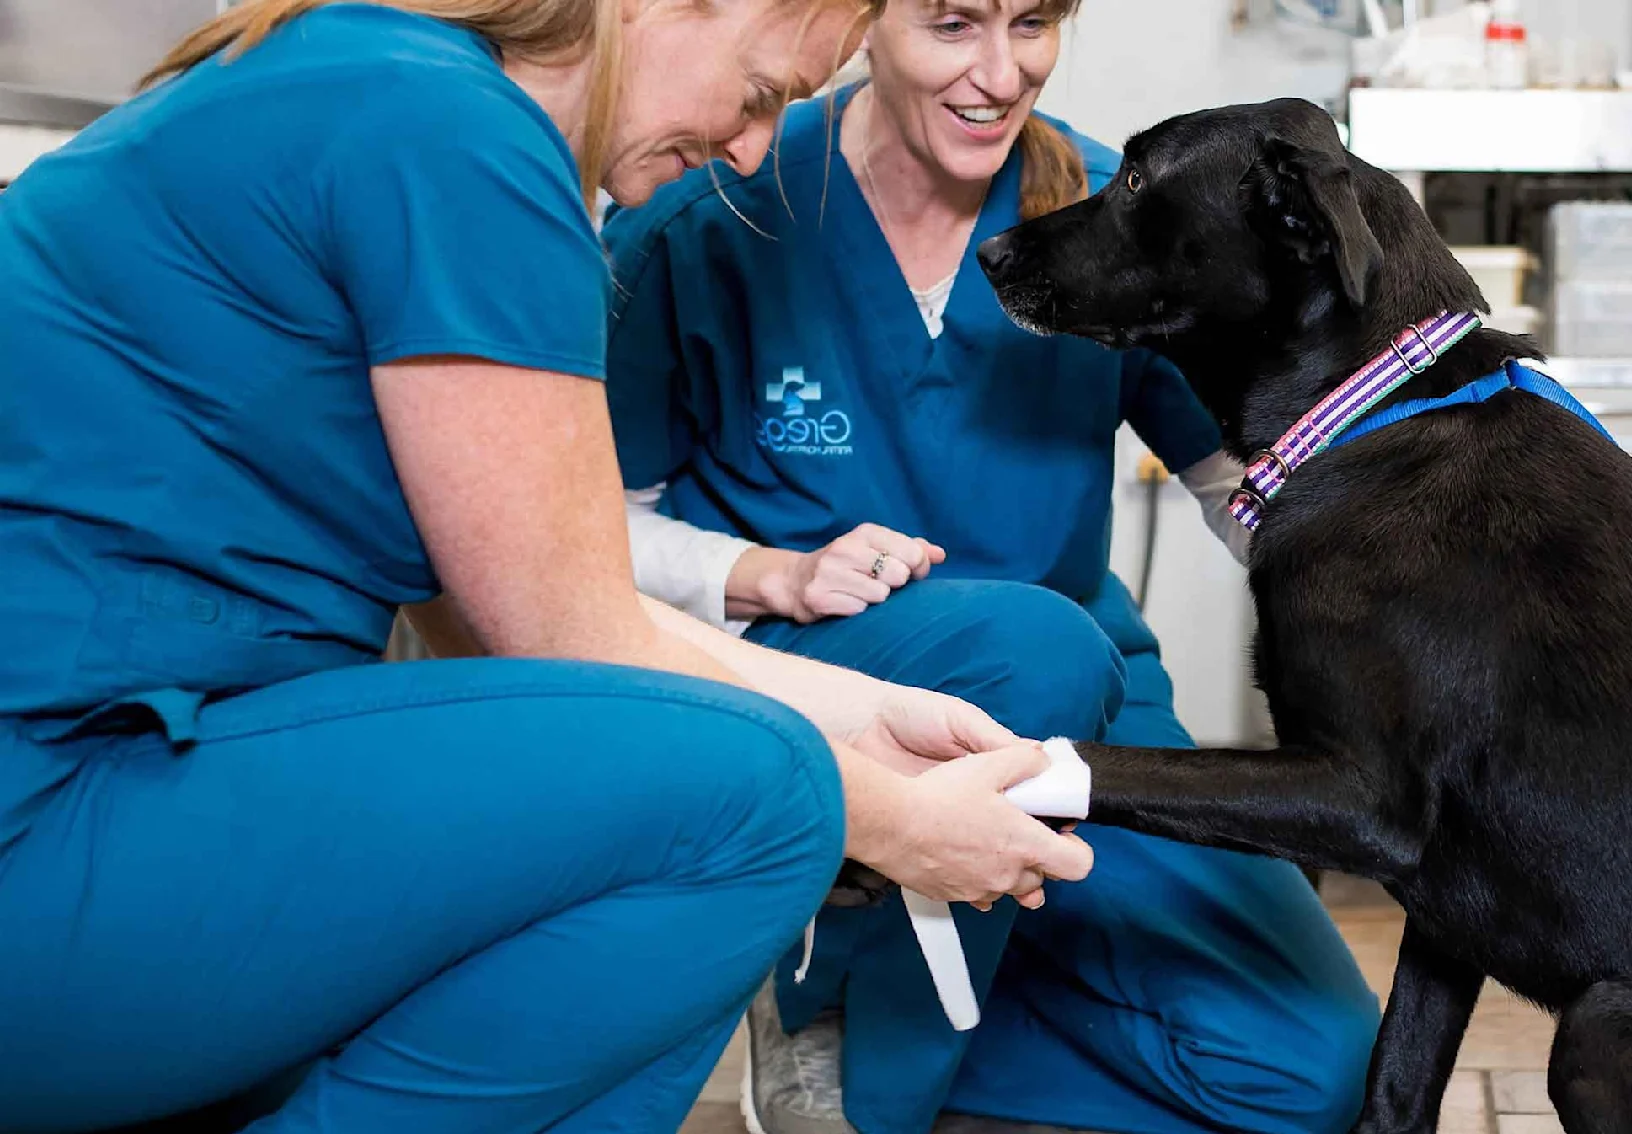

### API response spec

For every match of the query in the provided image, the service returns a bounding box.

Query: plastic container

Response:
[1576,41,1618,90]
[1485,0,1529,89]
[1547,202,1632,281]
[1551,280,1632,357]
[1450,245,1536,308]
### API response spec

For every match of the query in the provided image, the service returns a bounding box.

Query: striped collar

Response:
[1228,311,1483,532]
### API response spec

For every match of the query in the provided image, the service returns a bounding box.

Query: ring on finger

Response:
[869,551,891,579]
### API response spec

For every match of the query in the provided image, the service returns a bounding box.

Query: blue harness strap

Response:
[1330,360,1616,450]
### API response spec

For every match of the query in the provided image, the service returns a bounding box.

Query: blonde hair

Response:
[1016,112,1086,221]
[143,0,625,207]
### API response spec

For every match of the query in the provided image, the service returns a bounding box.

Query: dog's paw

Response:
[825,859,895,907]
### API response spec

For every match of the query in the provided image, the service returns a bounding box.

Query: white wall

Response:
[1036,0,1353,148]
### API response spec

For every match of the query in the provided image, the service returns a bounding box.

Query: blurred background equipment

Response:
[0,0,225,127]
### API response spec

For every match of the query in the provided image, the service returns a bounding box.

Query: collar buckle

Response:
[1229,485,1267,513]
[1248,448,1292,481]
[1391,324,1440,375]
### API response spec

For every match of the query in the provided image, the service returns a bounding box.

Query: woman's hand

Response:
[845,682,1024,778]
[837,684,1090,909]
[728,523,945,623]
[848,744,1095,910]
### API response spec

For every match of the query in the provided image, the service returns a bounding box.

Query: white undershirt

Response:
[910,269,959,340]
[623,273,1250,635]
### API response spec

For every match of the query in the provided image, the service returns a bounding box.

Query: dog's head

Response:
[978,97,1385,366]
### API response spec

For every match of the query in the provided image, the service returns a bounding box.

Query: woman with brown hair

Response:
[601,1,1382,1130]
[0,1,1102,1129]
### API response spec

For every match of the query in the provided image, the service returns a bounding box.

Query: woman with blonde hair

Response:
[601,0,1383,1130]
[0,0,1101,1129]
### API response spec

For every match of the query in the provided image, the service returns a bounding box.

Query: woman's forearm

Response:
[405,594,906,866]
[406,587,883,740]
[639,593,885,737]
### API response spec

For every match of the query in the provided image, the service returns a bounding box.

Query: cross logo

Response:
[765,367,822,418]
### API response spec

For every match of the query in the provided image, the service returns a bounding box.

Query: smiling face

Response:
[862,0,1068,185]
[603,0,868,205]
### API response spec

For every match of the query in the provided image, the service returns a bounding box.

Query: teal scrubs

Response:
[603,95,1215,596]
[602,84,1380,1134]
[0,7,843,1131]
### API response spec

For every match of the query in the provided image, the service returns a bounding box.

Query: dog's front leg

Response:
[1080,741,1423,881]
[1353,919,1484,1134]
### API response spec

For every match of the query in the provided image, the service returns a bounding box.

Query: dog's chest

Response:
[1398,848,1616,1012]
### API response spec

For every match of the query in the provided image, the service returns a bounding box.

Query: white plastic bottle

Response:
[1485,0,1530,90]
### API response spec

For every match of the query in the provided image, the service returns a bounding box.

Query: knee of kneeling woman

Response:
[1177,983,1380,1134]
[1308,981,1385,1130]
[675,689,847,913]
[946,584,1128,741]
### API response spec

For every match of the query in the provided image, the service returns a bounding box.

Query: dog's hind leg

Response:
[1352,920,1484,1134]
[1078,741,1424,881]
[1550,980,1632,1134]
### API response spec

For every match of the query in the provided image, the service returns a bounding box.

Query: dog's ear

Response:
[1246,136,1383,308]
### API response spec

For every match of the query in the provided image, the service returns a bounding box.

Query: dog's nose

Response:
[976,234,1017,279]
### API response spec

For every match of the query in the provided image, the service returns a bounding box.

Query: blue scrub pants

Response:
[0,659,844,1133]
[748,577,1380,1134]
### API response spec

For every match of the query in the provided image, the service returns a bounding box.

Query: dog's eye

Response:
[1126,169,1145,194]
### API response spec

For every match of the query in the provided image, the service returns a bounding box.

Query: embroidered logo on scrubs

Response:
[757,367,853,457]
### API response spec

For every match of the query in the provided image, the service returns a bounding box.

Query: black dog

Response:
[977,98,1632,1134]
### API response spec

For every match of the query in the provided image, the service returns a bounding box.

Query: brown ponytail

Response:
[1017,114,1086,222]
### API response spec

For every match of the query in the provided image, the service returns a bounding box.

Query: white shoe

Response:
[741,979,855,1134]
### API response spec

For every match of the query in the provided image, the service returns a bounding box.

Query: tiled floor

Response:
[679,876,1561,1134]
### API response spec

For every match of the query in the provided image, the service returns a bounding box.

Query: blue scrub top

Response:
[601,84,1220,605]
[0,4,608,727]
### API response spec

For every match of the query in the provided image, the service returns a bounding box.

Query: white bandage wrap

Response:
[794,918,816,984]
[903,889,982,1030]
[905,737,1093,1031]
[796,740,1093,1028]
[1007,737,1093,820]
